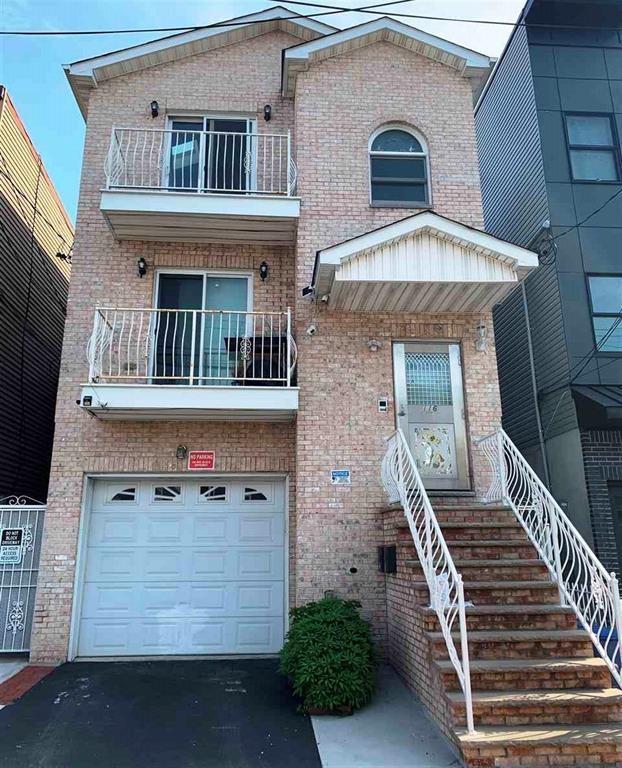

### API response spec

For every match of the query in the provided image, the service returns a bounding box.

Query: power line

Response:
[3,2,622,36]
[552,186,622,242]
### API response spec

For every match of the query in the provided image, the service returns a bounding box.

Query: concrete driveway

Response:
[0,659,322,768]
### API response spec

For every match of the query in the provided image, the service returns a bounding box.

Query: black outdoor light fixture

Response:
[263,104,272,121]
[150,100,159,118]
[137,257,148,278]
[259,261,269,281]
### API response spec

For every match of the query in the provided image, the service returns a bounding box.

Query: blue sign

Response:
[331,469,351,485]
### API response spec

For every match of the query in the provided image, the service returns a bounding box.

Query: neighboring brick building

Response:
[32,7,622,766]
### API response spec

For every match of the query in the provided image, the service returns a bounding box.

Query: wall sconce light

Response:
[367,339,382,352]
[137,257,148,278]
[176,444,188,460]
[475,322,488,352]
[263,104,272,122]
[259,261,269,281]
[150,100,159,118]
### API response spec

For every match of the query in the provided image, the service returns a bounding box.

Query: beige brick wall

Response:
[32,32,502,661]
[292,42,499,639]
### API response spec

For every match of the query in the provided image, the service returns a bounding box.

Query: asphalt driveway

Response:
[0,659,322,768]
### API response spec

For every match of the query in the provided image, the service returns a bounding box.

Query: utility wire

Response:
[552,186,622,242]
[3,2,622,35]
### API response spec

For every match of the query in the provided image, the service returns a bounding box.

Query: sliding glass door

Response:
[167,117,254,193]
[154,272,250,385]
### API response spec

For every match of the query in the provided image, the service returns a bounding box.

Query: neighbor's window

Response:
[565,114,620,182]
[369,127,429,206]
[588,276,622,352]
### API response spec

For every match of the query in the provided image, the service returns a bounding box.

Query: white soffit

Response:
[314,211,539,313]
[282,16,493,96]
[65,7,336,118]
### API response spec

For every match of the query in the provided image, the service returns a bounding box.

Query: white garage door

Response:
[76,477,286,657]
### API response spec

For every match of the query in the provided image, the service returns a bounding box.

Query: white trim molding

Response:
[65,6,336,118]
[282,17,493,97]
[313,210,539,313]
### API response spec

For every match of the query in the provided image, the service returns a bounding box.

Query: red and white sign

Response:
[188,450,215,471]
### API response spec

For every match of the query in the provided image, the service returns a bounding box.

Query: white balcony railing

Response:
[104,127,297,196]
[477,428,622,688]
[382,429,474,733]
[87,307,297,387]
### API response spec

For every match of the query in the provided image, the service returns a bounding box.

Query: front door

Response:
[393,342,470,490]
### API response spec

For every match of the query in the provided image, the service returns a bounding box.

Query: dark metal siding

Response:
[475,25,549,248]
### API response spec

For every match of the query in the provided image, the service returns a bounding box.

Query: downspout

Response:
[521,280,552,489]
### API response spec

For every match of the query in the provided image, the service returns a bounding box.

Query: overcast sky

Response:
[0,0,526,220]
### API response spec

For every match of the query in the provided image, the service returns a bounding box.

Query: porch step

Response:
[456,724,622,767]
[405,558,550,582]
[443,540,539,560]
[414,580,560,606]
[439,522,527,542]
[435,657,613,692]
[428,629,594,660]
[423,604,577,632]
[447,688,622,726]
[399,506,517,524]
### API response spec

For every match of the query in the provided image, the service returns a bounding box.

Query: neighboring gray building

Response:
[476,0,622,574]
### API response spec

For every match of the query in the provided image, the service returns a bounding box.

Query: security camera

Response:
[301,285,315,298]
[306,324,317,336]
[320,294,329,303]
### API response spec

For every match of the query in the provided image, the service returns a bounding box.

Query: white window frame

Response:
[368,124,431,208]
[163,114,258,192]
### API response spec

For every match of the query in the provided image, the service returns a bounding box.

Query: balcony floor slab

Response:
[80,384,299,421]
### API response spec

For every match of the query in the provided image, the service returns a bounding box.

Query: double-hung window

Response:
[564,114,621,182]
[369,127,429,206]
[588,275,622,353]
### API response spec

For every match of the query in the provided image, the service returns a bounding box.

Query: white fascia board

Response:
[282,17,492,94]
[316,212,539,270]
[100,189,300,220]
[81,384,299,414]
[66,7,335,79]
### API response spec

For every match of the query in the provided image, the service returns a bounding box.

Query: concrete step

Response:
[448,687,622,727]
[413,580,561,606]
[423,604,577,632]
[456,723,622,767]
[428,629,594,660]
[436,656,613,692]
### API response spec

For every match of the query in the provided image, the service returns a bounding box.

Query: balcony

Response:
[80,308,298,420]
[100,128,300,244]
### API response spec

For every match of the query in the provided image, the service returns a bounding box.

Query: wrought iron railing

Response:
[104,127,297,196]
[87,307,297,387]
[381,429,474,732]
[477,428,622,686]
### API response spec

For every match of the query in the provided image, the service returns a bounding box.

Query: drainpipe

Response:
[521,281,552,489]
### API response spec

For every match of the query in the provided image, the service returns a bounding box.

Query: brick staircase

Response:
[391,499,622,768]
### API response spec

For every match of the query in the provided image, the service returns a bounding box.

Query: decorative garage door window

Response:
[109,487,136,503]
[153,485,182,502]
[243,487,269,502]
[405,353,452,406]
[199,485,227,502]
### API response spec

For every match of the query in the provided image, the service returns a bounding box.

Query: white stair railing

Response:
[478,428,622,687]
[382,429,474,733]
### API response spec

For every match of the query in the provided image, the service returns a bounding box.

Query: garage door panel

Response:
[78,477,286,657]
[81,581,284,618]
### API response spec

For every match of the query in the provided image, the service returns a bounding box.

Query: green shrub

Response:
[279,596,376,713]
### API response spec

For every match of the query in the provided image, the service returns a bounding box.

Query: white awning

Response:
[313,212,539,313]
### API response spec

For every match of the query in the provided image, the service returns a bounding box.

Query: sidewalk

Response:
[311,666,463,768]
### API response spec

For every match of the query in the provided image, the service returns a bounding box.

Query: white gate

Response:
[0,496,45,652]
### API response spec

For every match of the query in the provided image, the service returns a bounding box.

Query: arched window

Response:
[369,127,429,207]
